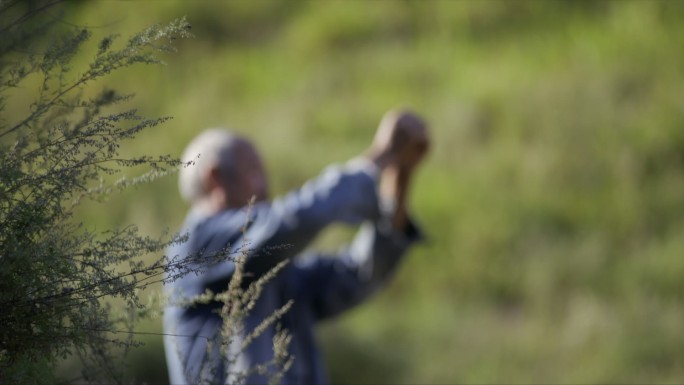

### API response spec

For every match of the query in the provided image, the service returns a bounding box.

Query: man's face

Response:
[224,141,269,207]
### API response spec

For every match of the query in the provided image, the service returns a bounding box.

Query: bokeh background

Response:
[32,0,684,383]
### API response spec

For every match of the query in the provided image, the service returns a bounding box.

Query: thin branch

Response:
[0,0,64,36]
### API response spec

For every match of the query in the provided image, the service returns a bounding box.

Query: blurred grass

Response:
[14,0,684,383]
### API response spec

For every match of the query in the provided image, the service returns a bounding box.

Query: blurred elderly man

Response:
[163,110,429,384]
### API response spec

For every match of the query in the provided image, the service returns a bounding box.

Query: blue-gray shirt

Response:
[163,160,420,384]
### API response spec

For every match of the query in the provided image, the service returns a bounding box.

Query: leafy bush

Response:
[0,2,191,382]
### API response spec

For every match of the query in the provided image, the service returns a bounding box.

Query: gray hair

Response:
[178,128,243,203]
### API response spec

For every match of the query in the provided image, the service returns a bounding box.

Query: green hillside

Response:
[18,1,684,383]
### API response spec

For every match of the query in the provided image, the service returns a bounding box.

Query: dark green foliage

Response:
[0,2,191,382]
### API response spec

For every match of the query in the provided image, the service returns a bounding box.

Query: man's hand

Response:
[366,109,430,231]
[367,109,430,171]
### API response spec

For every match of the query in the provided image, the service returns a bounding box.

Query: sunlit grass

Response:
[33,0,684,383]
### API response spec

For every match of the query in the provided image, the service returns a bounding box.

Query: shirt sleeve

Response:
[195,158,384,288]
[292,217,423,321]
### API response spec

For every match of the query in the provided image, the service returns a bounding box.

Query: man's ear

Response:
[206,165,223,191]
[205,165,231,209]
